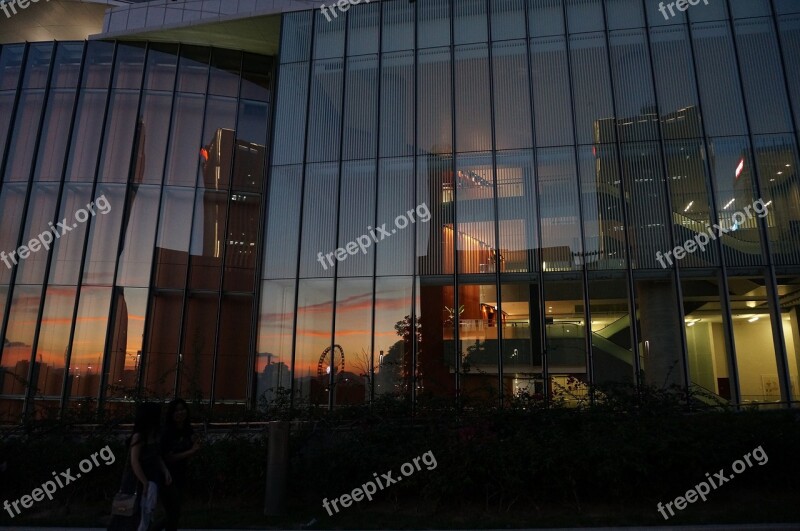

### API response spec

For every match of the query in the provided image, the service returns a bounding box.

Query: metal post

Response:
[264,420,290,516]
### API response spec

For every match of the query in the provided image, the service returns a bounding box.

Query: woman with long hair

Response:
[158,399,200,531]
[108,402,172,531]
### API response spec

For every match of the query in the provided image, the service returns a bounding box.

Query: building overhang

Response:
[95,12,282,56]
[0,0,126,44]
[90,0,332,56]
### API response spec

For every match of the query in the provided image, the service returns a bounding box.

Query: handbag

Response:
[111,444,138,517]
[111,491,137,517]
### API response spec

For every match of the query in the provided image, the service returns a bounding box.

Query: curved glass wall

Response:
[0,41,272,420]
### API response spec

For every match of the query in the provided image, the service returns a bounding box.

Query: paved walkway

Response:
[3,524,800,531]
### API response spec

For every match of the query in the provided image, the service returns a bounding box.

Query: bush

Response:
[1,385,798,528]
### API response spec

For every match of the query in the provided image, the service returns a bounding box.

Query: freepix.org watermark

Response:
[319,0,369,23]
[3,445,116,518]
[655,198,769,268]
[0,0,49,19]
[658,0,711,20]
[322,450,437,517]
[316,202,431,271]
[1,194,111,270]
[657,445,768,520]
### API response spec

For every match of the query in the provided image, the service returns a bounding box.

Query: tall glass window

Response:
[530,36,573,147]
[255,280,295,406]
[492,40,532,150]
[544,277,589,404]
[681,274,732,402]
[34,286,77,398]
[538,147,582,271]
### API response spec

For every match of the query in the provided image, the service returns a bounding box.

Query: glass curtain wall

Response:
[260,0,800,412]
[0,41,272,421]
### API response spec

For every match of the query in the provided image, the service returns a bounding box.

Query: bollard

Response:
[264,420,289,516]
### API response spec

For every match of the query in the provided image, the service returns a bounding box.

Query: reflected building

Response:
[1,0,800,421]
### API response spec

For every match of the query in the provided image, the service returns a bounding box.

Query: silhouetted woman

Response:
[109,402,172,531]
[159,399,200,531]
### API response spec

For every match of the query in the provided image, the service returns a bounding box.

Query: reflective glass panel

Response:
[68,286,112,399]
[0,184,27,284]
[180,292,217,399]
[294,279,334,407]
[418,0,451,48]
[65,89,108,182]
[497,150,537,273]
[578,144,627,270]
[455,44,491,153]
[681,274,732,402]
[116,185,161,287]
[0,285,43,396]
[3,90,45,182]
[538,147,582,272]
[337,160,376,278]
[373,277,414,400]
[82,184,126,286]
[223,192,261,292]
[263,165,302,280]
[417,281,456,402]
[776,276,800,402]
[255,280,295,406]
[33,285,77,398]
[15,183,59,285]
[105,287,148,399]
[333,278,373,406]
[215,294,253,401]
[233,100,268,192]
[456,152,496,274]
[728,275,782,404]
[634,272,685,389]
[144,290,182,397]
[188,190,227,290]
[417,152,454,275]
[588,275,635,386]
[299,163,338,279]
[98,90,139,183]
[306,58,343,163]
[132,92,172,185]
[380,52,414,158]
[377,158,414,277]
[493,40,533,150]
[383,0,416,51]
[458,283,500,405]
[417,47,452,156]
[48,184,93,285]
[707,137,764,268]
[151,187,192,289]
[165,93,205,186]
[33,89,77,181]
[176,46,210,93]
[144,45,178,91]
[501,282,544,400]
[544,277,589,404]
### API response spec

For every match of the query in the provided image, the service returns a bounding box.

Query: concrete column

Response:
[264,421,289,516]
[636,279,684,388]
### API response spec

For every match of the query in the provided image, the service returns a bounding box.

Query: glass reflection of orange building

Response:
[1,0,800,421]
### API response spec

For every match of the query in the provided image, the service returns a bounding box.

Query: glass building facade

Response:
[1,0,800,420]
[0,40,272,420]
